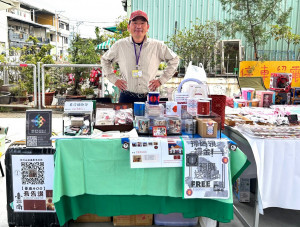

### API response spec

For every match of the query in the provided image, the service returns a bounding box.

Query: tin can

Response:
[185,119,196,134]
[166,101,178,115]
[134,102,145,116]
[153,118,166,126]
[197,100,210,116]
[148,92,160,105]
[137,118,150,134]
[167,117,182,134]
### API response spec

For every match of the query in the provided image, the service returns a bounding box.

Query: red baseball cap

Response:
[130,10,148,22]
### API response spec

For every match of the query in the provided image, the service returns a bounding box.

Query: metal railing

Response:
[40,63,103,109]
[0,63,37,107]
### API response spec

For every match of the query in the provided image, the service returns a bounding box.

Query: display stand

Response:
[63,101,94,136]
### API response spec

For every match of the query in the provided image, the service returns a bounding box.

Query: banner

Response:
[239,61,300,88]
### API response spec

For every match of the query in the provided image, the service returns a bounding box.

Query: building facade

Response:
[0,0,70,61]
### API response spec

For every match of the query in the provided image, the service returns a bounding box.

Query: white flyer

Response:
[183,139,230,199]
[130,138,183,168]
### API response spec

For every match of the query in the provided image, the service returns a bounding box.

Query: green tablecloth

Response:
[54,139,249,225]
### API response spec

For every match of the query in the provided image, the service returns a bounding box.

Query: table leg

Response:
[233,205,252,227]
[0,160,4,177]
[253,179,260,227]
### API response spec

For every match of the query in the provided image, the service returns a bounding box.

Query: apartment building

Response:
[0,0,70,61]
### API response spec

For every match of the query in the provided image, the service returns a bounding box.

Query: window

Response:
[66,24,69,30]
[59,22,64,29]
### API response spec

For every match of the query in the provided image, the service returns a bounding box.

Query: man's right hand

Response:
[115,79,127,91]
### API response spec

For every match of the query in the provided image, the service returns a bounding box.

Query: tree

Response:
[111,16,130,40]
[93,26,105,50]
[68,34,99,95]
[220,0,292,61]
[20,36,55,94]
[271,25,300,61]
[168,20,224,70]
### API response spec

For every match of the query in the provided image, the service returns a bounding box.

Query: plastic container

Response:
[5,142,60,227]
[250,99,259,107]
[233,99,247,108]
[154,213,198,226]
[241,88,255,100]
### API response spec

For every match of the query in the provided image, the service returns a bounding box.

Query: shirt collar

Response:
[130,36,148,44]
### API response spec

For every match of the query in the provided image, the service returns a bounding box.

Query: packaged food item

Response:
[137,118,150,134]
[95,108,115,125]
[167,117,182,134]
[114,108,133,125]
[134,102,145,116]
[148,92,160,105]
[153,117,166,126]
[197,99,210,115]
[165,101,178,116]
[184,119,196,134]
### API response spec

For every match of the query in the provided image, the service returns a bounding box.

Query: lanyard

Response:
[133,42,143,69]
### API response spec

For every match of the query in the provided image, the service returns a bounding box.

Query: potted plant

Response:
[81,87,95,99]
[67,34,99,96]
[9,81,28,104]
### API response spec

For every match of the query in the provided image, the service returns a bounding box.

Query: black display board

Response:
[26,110,52,147]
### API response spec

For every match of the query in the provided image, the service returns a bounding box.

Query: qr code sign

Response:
[21,161,45,185]
[27,136,37,147]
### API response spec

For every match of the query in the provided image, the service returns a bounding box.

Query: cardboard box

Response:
[75,214,111,223]
[196,118,218,138]
[113,214,153,226]
[233,178,250,202]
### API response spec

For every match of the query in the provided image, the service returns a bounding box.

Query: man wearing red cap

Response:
[101,10,179,103]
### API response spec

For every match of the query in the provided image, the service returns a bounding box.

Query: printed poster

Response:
[183,139,230,199]
[130,138,183,168]
[12,155,55,212]
[26,110,52,147]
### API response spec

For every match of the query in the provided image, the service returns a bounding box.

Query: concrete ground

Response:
[1,111,300,227]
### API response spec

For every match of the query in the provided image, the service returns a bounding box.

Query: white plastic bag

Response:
[182,62,208,96]
[184,61,207,82]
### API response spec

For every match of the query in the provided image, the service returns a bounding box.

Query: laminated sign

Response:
[11,155,55,212]
[183,139,230,199]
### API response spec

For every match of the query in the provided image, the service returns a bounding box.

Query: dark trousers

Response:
[119,91,147,104]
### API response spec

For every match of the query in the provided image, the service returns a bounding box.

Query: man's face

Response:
[128,17,149,41]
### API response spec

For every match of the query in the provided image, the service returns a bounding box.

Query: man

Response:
[101,10,179,103]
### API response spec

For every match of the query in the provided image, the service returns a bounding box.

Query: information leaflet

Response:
[183,139,230,199]
[130,138,183,168]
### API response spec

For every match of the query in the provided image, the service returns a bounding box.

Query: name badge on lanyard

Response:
[132,42,143,78]
[132,69,143,78]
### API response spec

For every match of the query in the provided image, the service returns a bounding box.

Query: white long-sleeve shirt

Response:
[101,36,179,94]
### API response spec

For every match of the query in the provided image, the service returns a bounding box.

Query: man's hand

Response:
[149,79,161,91]
[115,79,127,91]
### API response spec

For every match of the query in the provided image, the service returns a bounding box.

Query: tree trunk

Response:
[287,42,290,61]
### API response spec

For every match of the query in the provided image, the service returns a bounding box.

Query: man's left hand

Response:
[149,79,161,91]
